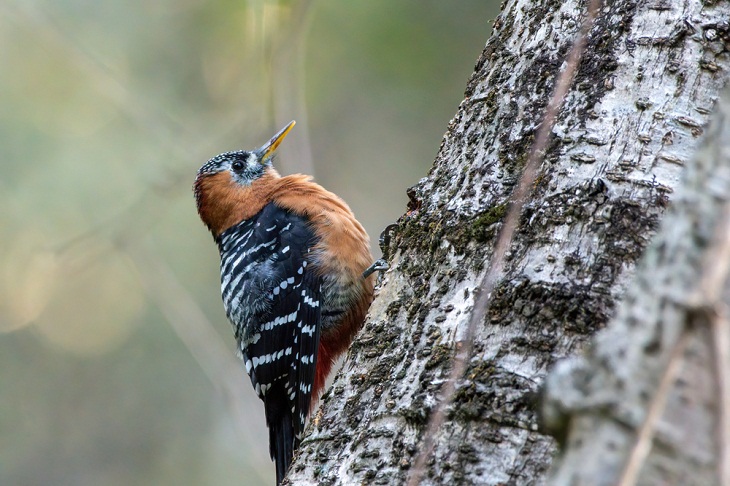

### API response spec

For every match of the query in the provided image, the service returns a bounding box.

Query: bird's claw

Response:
[362,259,389,279]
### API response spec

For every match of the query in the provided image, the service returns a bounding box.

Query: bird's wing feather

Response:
[222,202,321,445]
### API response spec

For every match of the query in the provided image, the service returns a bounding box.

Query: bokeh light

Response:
[0,1,499,484]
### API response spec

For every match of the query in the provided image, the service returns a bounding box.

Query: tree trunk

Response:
[286,0,730,484]
[544,83,730,486]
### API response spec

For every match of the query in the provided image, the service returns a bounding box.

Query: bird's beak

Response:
[256,120,296,163]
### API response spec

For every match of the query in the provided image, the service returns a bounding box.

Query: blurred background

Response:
[0,1,499,484]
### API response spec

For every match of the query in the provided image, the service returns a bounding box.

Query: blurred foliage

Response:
[0,0,499,484]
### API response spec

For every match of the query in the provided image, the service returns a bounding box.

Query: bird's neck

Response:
[195,169,343,238]
[195,169,282,237]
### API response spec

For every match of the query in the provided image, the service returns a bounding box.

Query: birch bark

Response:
[286,0,730,484]
[545,67,730,486]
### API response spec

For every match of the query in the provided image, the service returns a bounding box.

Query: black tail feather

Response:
[268,405,295,485]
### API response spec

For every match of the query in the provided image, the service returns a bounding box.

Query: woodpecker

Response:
[194,121,376,485]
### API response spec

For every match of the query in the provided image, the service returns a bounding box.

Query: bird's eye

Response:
[231,160,244,171]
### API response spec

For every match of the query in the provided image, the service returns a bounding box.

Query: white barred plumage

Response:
[194,121,375,485]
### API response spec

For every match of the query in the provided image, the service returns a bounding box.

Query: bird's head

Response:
[196,120,295,186]
[194,121,295,236]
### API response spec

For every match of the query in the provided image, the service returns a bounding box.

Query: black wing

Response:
[218,202,321,483]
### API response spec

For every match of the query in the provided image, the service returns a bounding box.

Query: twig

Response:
[127,244,271,478]
[271,0,318,177]
[616,328,689,486]
[406,1,603,484]
[618,190,730,484]
[0,2,190,159]
[3,2,295,256]
[695,202,730,485]
[692,203,730,305]
[711,305,730,486]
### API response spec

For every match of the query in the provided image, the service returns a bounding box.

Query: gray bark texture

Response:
[544,77,730,486]
[285,0,730,484]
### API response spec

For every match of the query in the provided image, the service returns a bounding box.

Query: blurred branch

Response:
[127,245,271,478]
[618,196,730,486]
[616,329,689,486]
[0,1,190,158]
[694,202,730,486]
[0,1,210,255]
[711,304,730,486]
[618,200,730,484]
[15,0,318,260]
[271,0,317,176]
[406,0,602,483]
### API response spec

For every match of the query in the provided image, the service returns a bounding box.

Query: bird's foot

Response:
[362,259,389,279]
